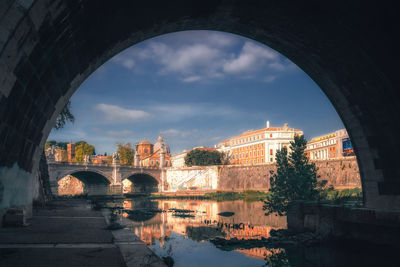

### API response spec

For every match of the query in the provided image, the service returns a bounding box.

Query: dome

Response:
[153,135,170,154]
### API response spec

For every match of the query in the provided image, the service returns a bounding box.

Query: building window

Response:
[270,149,273,155]
[270,158,273,162]
[156,161,159,165]
[151,160,154,164]
[270,134,273,138]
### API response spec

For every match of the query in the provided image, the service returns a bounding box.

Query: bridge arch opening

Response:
[0,2,398,213]
[58,171,111,196]
[123,174,159,194]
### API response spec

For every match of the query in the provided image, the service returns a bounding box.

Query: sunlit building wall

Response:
[305,129,352,160]
[217,121,303,165]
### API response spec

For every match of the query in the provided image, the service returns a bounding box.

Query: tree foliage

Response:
[219,151,231,165]
[263,135,321,216]
[117,142,135,165]
[54,101,75,130]
[73,141,95,163]
[45,140,68,150]
[184,149,226,166]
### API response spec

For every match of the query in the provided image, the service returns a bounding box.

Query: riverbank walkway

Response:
[0,199,166,267]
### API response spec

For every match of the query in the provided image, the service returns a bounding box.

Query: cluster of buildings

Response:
[305,129,354,160]
[49,120,354,168]
[134,135,172,167]
[169,121,353,168]
[52,143,76,163]
[49,135,172,167]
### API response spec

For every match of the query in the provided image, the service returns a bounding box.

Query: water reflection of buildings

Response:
[122,199,286,251]
[220,224,274,240]
[236,248,282,260]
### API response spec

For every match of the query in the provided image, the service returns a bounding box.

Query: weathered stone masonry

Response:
[217,157,360,190]
[166,157,360,191]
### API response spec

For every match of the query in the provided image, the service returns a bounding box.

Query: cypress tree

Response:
[264,135,320,216]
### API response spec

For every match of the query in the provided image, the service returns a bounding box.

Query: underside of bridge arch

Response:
[124,174,159,194]
[59,171,110,196]
[0,0,399,211]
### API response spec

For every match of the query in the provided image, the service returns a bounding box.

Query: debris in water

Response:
[218,212,235,217]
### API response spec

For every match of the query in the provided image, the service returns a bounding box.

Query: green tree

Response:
[220,151,231,165]
[263,135,320,216]
[117,142,135,165]
[45,140,68,150]
[45,140,57,150]
[54,101,75,130]
[185,149,224,166]
[73,141,95,162]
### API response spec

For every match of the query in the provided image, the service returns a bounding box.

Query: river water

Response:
[109,198,398,267]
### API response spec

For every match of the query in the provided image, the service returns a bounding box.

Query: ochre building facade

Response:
[135,135,171,167]
[305,129,354,160]
[217,121,303,165]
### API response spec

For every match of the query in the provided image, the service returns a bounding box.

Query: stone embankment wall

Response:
[313,157,360,189]
[166,166,219,191]
[218,157,361,190]
[166,157,361,191]
[217,165,273,190]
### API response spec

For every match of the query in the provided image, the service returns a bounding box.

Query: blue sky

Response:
[48,31,344,155]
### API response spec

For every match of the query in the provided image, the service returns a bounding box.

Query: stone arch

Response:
[57,169,112,185]
[0,1,399,210]
[122,172,161,184]
[123,173,159,193]
[57,170,111,196]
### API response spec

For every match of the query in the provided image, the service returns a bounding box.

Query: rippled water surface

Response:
[108,198,398,267]
[117,198,285,267]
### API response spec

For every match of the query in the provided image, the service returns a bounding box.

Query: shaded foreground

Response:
[0,199,165,267]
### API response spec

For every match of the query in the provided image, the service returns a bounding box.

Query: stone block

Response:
[2,207,27,226]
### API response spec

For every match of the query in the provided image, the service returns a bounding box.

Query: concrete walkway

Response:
[0,199,166,267]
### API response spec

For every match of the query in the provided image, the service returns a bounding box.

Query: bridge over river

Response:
[47,161,166,196]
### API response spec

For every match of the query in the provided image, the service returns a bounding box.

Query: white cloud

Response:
[151,103,242,122]
[223,42,279,74]
[182,76,202,82]
[122,59,135,69]
[146,43,222,75]
[263,75,277,83]
[111,55,135,69]
[111,32,292,83]
[95,103,150,121]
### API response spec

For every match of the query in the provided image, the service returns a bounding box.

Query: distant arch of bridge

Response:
[47,161,164,195]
